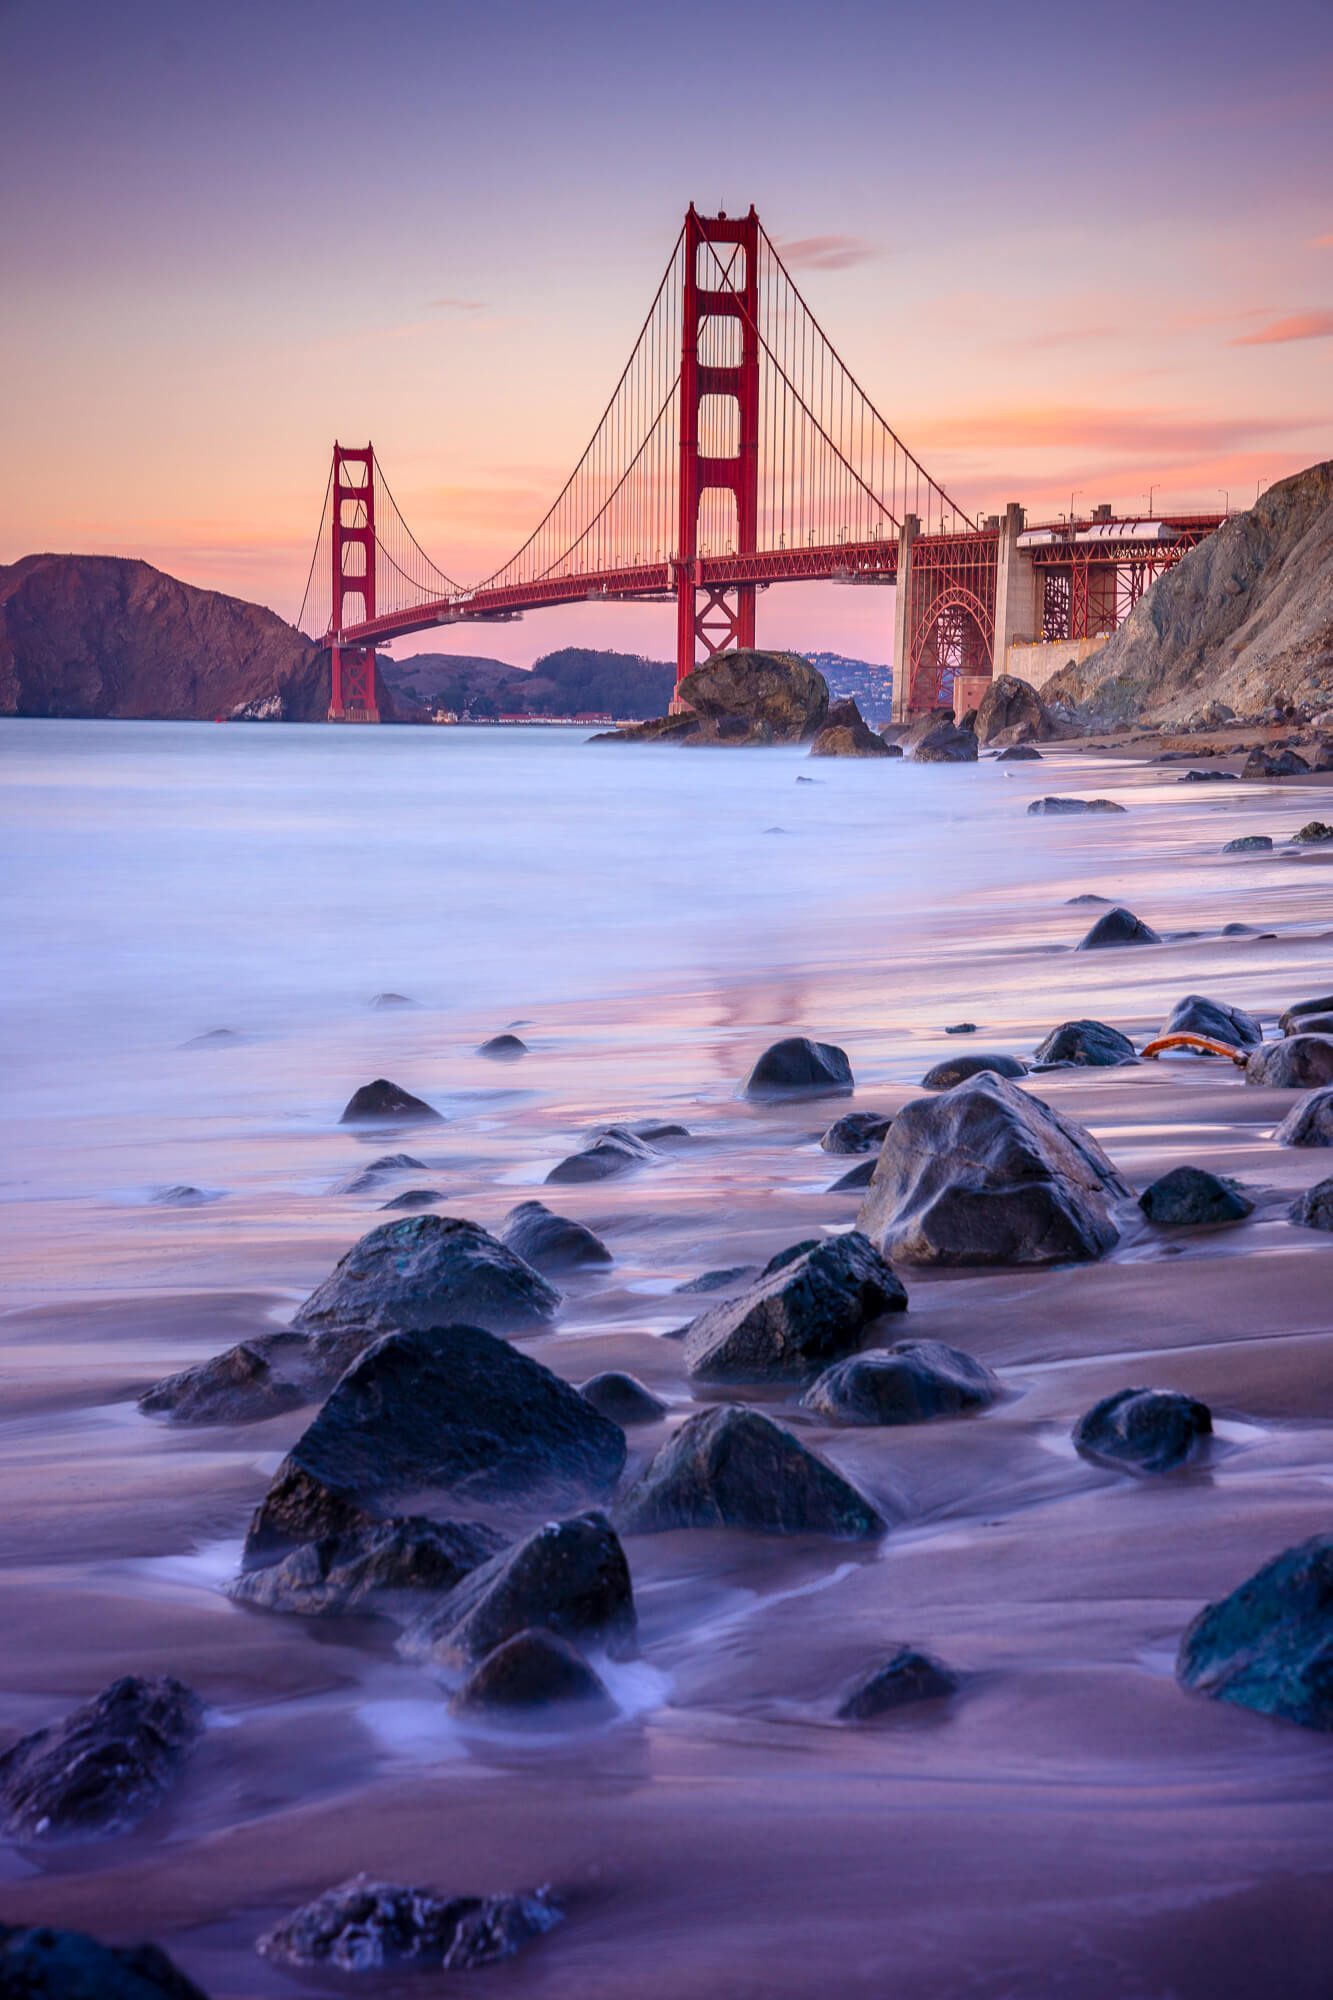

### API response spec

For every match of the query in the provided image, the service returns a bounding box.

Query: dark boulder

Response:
[380,1188,443,1210]
[1178,768,1237,782]
[820,1111,892,1154]
[0,1926,210,2000]
[1028,796,1125,815]
[1245,1035,1333,1089]
[1222,834,1274,852]
[546,1124,658,1184]
[614,1406,886,1540]
[1276,1086,1333,1146]
[228,1516,503,1621]
[1176,1533,1333,1731]
[1072,1386,1212,1474]
[149,1184,214,1207]
[1138,1166,1253,1226]
[675,649,830,742]
[138,1334,308,1426]
[1285,1012,1333,1037]
[1162,994,1263,1048]
[244,1326,626,1562]
[1241,747,1310,777]
[921,1051,1026,1090]
[880,740,904,758]
[802,1339,998,1426]
[682,1231,907,1384]
[1293,820,1333,844]
[399,1512,635,1667]
[975,674,1060,746]
[338,1078,444,1126]
[1077,906,1162,949]
[835,1647,959,1719]
[1290,1175,1333,1229]
[743,1037,853,1099]
[478,1033,528,1059]
[579,1372,666,1426]
[944,1020,979,1033]
[257,1875,562,1973]
[291,1214,559,1344]
[499,1200,612,1271]
[1032,1019,1136,1068]
[1280,993,1333,1033]
[857,1071,1128,1266]
[0,1677,203,1843]
[330,1152,427,1195]
[452,1630,615,1721]
[911,717,978,763]
[829,1159,876,1192]
[996,743,1043,761]
[808,698,892,759]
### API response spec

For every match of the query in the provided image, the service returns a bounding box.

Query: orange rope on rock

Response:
[1140,1033,1250,1067]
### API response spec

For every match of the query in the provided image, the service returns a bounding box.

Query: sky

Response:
[2,0,1331,667]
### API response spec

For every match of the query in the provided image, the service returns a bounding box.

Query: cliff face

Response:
[0,554,393,722]
[1043,461,1333,727]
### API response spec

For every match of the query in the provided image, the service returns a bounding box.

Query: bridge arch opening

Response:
[909,588,992,713]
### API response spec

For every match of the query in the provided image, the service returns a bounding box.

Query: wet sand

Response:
[2,737,1331,1997]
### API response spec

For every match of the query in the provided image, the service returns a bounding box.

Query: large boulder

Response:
[339,1078,444,1126]
[808,698,892,758]
[244,1326,626,1562]
[801,1339,998,1426]
[996,743,1043,761]
[614,1407,886,1540]
[743,1037,853,1099]
[857,1072,1128,1266]
[820,1111,892,1154]
[974,674,1059,746]
[682,1231,907,1384]
[579,1372,666,1426]
[911,716,978,763]
[1077,906,1162,949]
[1032,1019,1137,1068]
[452,1631,615,1721]
[1176,1533,1333,1731]
[835,1648,959,1719]
[677,650,829,742]
[1072,1387,1212,1474]
[1138,1167,1252,1227]
[291,1215,559,1347]
[399,1511,635,1667]
[1222,834,1274,853]
[1276,1086,1333,1146]
[1290,1175,1333,1229]
[0,1677,203,1843]
[920,1051,1026,1090]
[1162,994,1263,1048]
[1245,1035,1333,1089]
[258,1876,562,1974]
[1241,747,1310,778]
[1279,993,1333,1033]
[227,1516,503,1621]
[0,1926,210,2000]
[1292,820,1333,844]
[498,1200,612,1271]
[138,1333,308,1425]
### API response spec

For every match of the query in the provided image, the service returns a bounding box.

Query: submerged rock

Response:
[579,1372,666,1426]
[452,1630,615,1720]
[338,1078,444,1126]
[1077,906,1162,949]
[1245,1035,1333,1089]
[400,1512,635,1667]
[808,698,892,758]
[478,1033,528,1059]
[743,1037,853,1099]
[1241,748,1310,777]
[802,1340,998,1426]
[1176,1533,1333,1731]
[857,1071,1128,1266]
[615,1407,886,1540]
[1028,796,1125,815]
[1179,768,1238,783]
[1222,834,1274,853]
[920,1051,1026,1089]
[1032,1019,1137,1068]
[1293,819,1333,844]
[1138,1166,1253,1227]
[944,1021,979,1034]
[820,1111,893,1155]
[1279,993,1333,1033]
[674,1265,759,1296]
[369,991,416,1009]
[1276,1086,1333,1146]
[499,1200,612,1271]
[257,1875,562,1973]
[1072,1387,1212,1474]
[0,1677,203,1843]
[138,1335,308,1425]
[228,1517,503,1621]
[682,1231,907,1384]
[1290,1175,1333,1229]
[546,1125,658,1184]
[836,1647,959,1719]
[379,1188,443,1210]
[244,1326,626,1561]
[0,1925,210,2000]
[996,743,1043,761]
[292,1214,559,1343]
[1162,994,1263,1048]
[149,1184,215,1207]
[330,1153,427,1195]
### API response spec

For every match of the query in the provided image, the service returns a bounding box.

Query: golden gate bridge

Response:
[298,204,1222,723]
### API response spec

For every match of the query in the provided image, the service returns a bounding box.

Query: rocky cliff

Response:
[0,554,395,722]
[1043,461,1333,728]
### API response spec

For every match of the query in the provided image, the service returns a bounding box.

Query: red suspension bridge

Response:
[299,204,1222,723]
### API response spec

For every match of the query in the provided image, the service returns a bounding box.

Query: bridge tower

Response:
[329,442,380,723]
[675,204,760,694]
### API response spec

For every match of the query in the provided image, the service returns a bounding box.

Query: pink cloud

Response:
[915,406,1314,454]
[1232,310,1333,345]
[774,235,879,272]
[1309,233,1333,248]
[427,297,487,313]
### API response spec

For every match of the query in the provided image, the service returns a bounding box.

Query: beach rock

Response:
[673,1265,759,1295]
[452,1631,615,1720]
[149,1184,214,1207]
[675,650,829,742]
[338,1078,444,1126]
[996,743,1043,761]
[1293,820,1333,844]
[1077,906,1162,949]
[291,1214,559,1345]
[579,1372,666,1426]
[0,1677,203,1843]
[1072,1387,1212,1474]
[1138,1166,1253,1227]
[920,1051,1026,1090]
[138,1335,308,1425]
[1276,1086,1333,1146]
[179,1027,241,1048]
[819,1111,893,1155]
[880,741,904,758]
[912,717,978,763]
[614,1407,885,1540]
[330,1153,426,1195]
[1222,835,1274,853]
[835,1647,959,1719]
[1178,768,1238,782]
[743,1037,853,1099]
[1176,1533,1333,1731]
[802,1340,998,1426]
[478,1033,528,1058]
[1244,1035,1333,1089]
[944,1021,979,1033]
[682,1231,907,1384]
[808,697,891,758]
[257,1875,562,1973]
[857,1071,1128,1267]
[227,1517,503,1621]
[1290,1175,1333,1229]
[1032,1019,1137,1068]
[379,1188,443,1210]
[829,1159,877,1192]
[546,1125,658,1184]
[0,1925,211,2000]
[1279,993,1333,1033]
[1286,1012,1333,1037]
[1241,748,1310,777]
[499,1200,611,1272]
[1028,796,1125,815]
[369,992,416,1009]
[1162,994,1263,1048]
[1065,893,1113,904]
[244,1326,626,1561]
[975,674,1059,746]
[400,1512,635,1667]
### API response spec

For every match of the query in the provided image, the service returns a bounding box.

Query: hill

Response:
[382,645,676,719]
